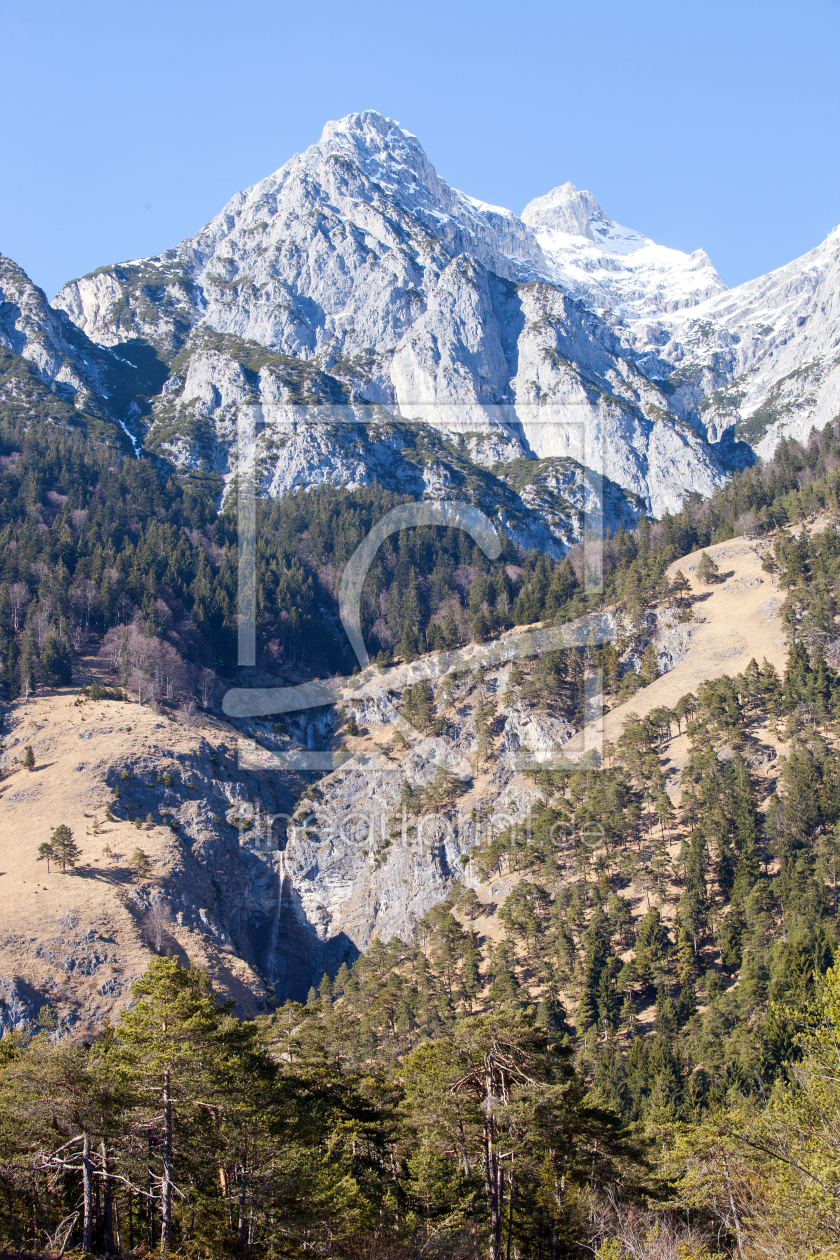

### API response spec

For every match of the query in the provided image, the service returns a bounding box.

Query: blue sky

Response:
[2,0,838,297]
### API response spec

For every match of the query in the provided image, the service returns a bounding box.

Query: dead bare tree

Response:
[199,665,217,709]
[33,599,54,652]
[143,899,174,953]
[9,581,29,632]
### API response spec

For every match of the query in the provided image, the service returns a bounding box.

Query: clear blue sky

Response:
[2,0,839,298]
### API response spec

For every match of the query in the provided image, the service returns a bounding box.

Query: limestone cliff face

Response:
[0,256,115,432]
[640,226,840,456]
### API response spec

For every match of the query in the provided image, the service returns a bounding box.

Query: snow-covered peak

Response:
[39,111,840,518]
[522,182,635,248]
[521,182,726,317]
[176,109,547,294]
[646,219,840,455]
[459,193,518,220]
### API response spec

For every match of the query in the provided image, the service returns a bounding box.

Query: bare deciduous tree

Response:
[99,626,128,675]
[175,699,198,728]
[199,666,217,709]
[108,624,188,711]
[9,582,29,632]
[142,900,174,953]
[70,578,97,631]
[33,599,54,652]
[69,615,85,653]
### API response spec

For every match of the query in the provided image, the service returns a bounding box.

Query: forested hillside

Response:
[1,410,836,699]
[3,419,840,1257]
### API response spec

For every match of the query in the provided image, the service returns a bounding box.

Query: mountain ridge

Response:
[1,110,838,534]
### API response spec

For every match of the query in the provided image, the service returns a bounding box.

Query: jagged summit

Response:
[49,100,728,521]
[320,108,408,140]
[522,182,616,242]
[520,180,726,316]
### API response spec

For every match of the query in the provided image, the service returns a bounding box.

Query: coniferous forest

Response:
[4,415,840,1257]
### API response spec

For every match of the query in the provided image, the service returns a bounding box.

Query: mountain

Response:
[3,110,838,533]
[47,112,742,524]
[0,257,113,438]
[638,225,840,457]
[521,181,726,317]
[0,255,166,452]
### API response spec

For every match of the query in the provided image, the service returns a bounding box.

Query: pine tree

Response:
[633,906,673,995]
[474,693,492,765]
[696,551,721,584]
[36,839,54,872]
[428,761,458,808]
[115,958,237,1252]
[0,1027,122,1253]
[488,941,521,1006]
[22,744,35,771]
[670,568,693,617]
[38,633,72,687]
[334,961,350,996]
[50,824,80,873]
[399,569,422,660]
[318,972,333,1007]
[460,929,482,1009]
[129,848,151,880]
[640,644,660,686]
[578,927,610,1032]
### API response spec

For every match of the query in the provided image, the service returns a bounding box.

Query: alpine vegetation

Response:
[1,110,840,1259]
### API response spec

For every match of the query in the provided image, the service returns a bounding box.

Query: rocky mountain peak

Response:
[185,108,543,289]
[521,182,610,241]
[300,108,448,222]
[0,253,113,423]
[317,108,426,173]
